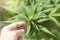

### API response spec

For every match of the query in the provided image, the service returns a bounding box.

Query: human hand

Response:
[0,21,26,40]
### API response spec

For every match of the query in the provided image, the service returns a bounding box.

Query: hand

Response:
[0,21,26,40]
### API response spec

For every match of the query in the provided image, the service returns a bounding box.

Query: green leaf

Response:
[39,25,56,37]
[35,25,40,31]
[42,8,53,13]
[52,13,60,16]
[33,13,47,20]
[37,18,49,23]
[30,4,37,18]
[42,0,50,6]
[56,4,60,8]
[26,25,31,36]
[4,14,27,23]
[17,4,31,18]
[27,27,34,38]
[49,16,60,27]
[44,5,54,8]
[31,21,40,31]
[37,5,43,13]
[55,0,59,4]
[2,6,18,14]
[49,8,58,15]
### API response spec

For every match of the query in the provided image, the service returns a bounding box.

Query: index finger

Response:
[3,21,26,31]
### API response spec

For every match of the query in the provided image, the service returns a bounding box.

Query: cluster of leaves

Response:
[2,0,60,40]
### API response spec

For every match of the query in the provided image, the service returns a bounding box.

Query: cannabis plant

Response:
[2,0,60,40]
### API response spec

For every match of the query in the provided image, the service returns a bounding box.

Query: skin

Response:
[0,21,26,40]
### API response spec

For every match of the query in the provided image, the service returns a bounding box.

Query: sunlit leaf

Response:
[52,13,60,16]
[2,6,18,14]
[33,13,47,20]
[49,16,60,27]
[42,8,53,13]
[49,8,58,15]
[37,18,49,23]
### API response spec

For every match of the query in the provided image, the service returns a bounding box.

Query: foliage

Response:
[2,0,60,40]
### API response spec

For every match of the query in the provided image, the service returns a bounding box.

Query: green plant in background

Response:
[2,0,60,40]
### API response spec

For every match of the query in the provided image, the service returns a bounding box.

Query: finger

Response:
[12,29,25,40]
[16,29,25,36]
[16,29,25,40]
[2,21,26,31]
